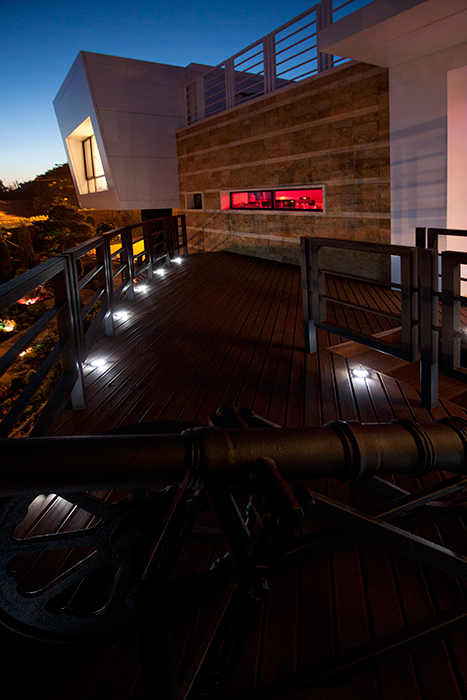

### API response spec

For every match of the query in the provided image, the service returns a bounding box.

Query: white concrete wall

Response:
[54,52,208,210]
[390,42,467,249]
[54,54,118,209]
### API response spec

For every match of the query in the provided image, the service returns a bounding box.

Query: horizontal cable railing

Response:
[0,215,187,438]
[183,0,375,124]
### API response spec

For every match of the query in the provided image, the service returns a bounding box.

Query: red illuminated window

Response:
[273,189,323,210]
[230,191,272,209]
[226,188,323,211]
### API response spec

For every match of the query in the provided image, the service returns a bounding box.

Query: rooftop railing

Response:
[0,215,187,438]
[184,0,375,124]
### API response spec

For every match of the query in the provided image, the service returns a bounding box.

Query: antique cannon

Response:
[1,408,467,698]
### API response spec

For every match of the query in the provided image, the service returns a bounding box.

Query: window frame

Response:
[225,186,325,213]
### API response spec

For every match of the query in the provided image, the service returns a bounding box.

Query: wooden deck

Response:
[4,251,467,700]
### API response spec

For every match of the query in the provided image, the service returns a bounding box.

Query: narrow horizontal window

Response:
[224,187,324,211]
[231,191,272,209]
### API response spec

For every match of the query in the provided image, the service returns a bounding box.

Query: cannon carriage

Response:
[2,407,467,699]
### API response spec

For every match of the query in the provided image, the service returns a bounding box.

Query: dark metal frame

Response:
[3,410,467,698]
[300,236,419,360]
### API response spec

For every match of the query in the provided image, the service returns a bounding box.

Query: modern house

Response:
[54,0,467,267]
[3,2,467,699]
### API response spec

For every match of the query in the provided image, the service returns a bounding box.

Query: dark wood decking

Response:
[5,252,467,700]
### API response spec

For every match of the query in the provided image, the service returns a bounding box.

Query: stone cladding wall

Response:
[175,61,390,276]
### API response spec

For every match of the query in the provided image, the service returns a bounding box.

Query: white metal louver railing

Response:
[183,0,374,124]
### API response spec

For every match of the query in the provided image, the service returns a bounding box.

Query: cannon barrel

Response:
[1,417,467,496]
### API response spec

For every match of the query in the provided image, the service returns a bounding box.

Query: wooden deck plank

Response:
[7,252,467,700]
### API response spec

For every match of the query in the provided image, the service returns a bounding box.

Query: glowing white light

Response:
[138,284,148,292]
[173,257,183,264]
[352,367,370,379]
[113,311,129,321]
[90,358,107,368]
[155,269,166,276]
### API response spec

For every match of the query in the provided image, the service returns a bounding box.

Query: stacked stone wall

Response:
[175,62,390,276]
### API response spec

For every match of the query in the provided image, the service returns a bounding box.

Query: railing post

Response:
[441,252,462,375]
[163,219,172,267]
[399,248,419,361]
[415,227,427,248]
[317,0,333,73]
[301,237,319,354]
[263,33,276,94]
[419,248,438,409]
[98,235,115,336]
[180,215,188,257]
[225,58,235,109]
[196,76,205,121]
[55,256,85,411]
[143,222,155,281]
[121,226,135,301]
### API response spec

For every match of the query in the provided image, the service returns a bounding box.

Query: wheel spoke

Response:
[29,552,106,604]
[6,526,101,556]
[63,492,120,521]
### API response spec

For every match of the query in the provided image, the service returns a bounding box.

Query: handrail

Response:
[0,215,187,438]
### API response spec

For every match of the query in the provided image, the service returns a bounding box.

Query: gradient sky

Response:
[0,0,368,187]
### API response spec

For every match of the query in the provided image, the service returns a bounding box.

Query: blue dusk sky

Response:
[0,0,368,187]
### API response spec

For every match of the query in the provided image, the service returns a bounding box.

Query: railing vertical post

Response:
[196,76,205,121]
[399,249,418,361]
[143,222,154,281]
[264,33,276,93]
[419,248,438,409]
[317,0,333,73]
[162,217,172,267]
[121,226,135,301]
[441,252,462,374]
[225,58,235,109]
[301,237,321,354]
[180,215,188,257]
[415,227,427,248]
[55,256,85,410]
[98,235,115,336]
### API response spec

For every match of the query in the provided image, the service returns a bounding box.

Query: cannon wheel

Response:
[0,421,214,643]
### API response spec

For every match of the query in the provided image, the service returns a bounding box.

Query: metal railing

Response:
[301,236,419,359]
[417,227,467,399]
[184,0,374,123]
[302,230,467,410]
[0,215,187,438]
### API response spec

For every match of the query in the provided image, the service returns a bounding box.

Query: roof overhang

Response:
[319,0,467,67]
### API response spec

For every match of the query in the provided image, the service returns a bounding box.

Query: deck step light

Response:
[155,268,166,276]
[113,311,129,321]
[89,358,107,368]
[352,366,370,379]
[173,257,183,264]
